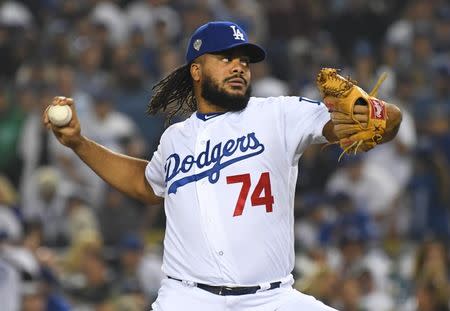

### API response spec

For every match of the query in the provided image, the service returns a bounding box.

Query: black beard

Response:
[201,75,251,112]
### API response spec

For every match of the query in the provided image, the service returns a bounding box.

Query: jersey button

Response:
[218,251,224,256]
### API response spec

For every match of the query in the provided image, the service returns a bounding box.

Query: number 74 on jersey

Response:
[226,172,274,217]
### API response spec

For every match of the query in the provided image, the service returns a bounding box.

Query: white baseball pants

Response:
[151,278,338,311]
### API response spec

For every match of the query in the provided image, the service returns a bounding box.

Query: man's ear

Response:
[190,62,201,82]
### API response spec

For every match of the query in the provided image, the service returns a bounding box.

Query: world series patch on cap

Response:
[185,21,266,64]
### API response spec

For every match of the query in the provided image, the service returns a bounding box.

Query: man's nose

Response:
[231,59,245,74]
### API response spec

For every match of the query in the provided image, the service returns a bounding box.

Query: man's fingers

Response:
[353,113,368,123]
[52,96,73,106]
[52,96,63,105]
[331,112,368,124]
[65,98,74,106]
[332,112,356,123]
[334,124,360,136]
[354,104,368,114]
[43,105,50,123]
[353,105,369,123]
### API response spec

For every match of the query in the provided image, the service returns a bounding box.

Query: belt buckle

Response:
[181,280,196,287]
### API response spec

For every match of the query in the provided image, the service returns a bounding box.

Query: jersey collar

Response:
[196,111,225,121]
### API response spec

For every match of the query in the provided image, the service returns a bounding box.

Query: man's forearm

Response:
[73,136,161,204]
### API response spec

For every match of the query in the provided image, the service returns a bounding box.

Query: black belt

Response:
[168,276,282,296]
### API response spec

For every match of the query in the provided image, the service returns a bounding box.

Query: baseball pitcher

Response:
[44,21,402,310]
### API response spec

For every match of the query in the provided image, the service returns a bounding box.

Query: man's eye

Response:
[241,60,249,66]
[221,57,230,62]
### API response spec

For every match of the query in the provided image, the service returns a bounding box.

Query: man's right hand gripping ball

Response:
[316,68,388,160]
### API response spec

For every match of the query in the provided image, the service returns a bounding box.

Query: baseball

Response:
[47,105,72,127]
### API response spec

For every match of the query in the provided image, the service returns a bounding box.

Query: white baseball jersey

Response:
[145,96,329,286]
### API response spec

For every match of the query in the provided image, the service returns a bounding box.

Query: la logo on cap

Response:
[193,39,202,51]
[185,21,266,64]
[230,25,245,41]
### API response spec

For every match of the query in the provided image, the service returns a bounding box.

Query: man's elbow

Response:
[382,103,403,143]
[141,193,164,205]
[137,181,164,205]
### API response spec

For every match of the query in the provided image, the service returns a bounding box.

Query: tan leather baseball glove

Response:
[316,68,388,160]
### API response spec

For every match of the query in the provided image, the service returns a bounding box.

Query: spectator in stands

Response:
[412,239,450,301]
[65,193,99,244]
[0,85,25,187]
[357,268,394,311]
[298,266,339,307]
[66,250,116,309]
[320,192,378,246]
[0,175,22,242]
[409,142,450,239]
[336,276,363,311]
[326,154,399,232]
[294,193,334,251]
[0,231,22,311]
[54,65,94,123]
[98,187,145,248]
[21,166,69,247]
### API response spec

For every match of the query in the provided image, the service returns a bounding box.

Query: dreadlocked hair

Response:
[147,64,197,124]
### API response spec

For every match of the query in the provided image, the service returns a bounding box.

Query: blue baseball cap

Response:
[186,21,266,64]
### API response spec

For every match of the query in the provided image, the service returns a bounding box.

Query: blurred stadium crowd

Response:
[0,0,449,310]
